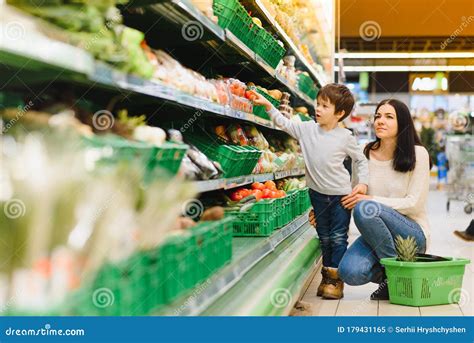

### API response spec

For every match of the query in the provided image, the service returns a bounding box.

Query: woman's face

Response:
[374,104,398,139]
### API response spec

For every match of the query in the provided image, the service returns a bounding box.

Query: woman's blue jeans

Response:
[339,200,426,285]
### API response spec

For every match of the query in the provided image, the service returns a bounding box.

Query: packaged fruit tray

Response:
[185,133,262,178]
[17,218,234,316]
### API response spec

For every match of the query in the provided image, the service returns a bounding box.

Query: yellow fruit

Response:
[295,106,308,114]
[268,89,283,100]
[252,17,263,27]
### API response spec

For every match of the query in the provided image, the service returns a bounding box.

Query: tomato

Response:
[252,189,263,201]
[276,190,286,198]
[231,192,244,201]
[251,182,265,190]
[245,90,257,101]
[240,189,251,198]
[268,191,278,199]
[261,189,272,199]
[264,180,277,190]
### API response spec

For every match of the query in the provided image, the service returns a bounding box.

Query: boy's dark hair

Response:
[317,83,355,121]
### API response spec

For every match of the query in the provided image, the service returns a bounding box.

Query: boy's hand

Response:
[341,184,371,210]
[249,91,272,111]
[351,183,368,196]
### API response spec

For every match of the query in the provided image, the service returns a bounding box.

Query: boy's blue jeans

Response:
[309,189,351,268]
[338,200,426,285]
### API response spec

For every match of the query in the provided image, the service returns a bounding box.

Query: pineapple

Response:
[395,235,418,262]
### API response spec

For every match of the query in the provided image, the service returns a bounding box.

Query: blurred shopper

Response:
[454,220,474,242]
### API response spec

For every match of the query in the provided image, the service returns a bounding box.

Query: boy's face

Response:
[316,96,344,126]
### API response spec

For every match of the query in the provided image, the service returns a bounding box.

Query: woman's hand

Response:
[308,209,317,227]
[341,193,373,210]
[249,91,272,111]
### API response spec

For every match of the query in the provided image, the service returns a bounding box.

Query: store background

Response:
[0,0,472,317]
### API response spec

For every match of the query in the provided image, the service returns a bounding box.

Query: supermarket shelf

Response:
[123,1,315,109]
[0,7,308,132]
[246,0,327,87]
[156,212,316,315]
[0,7,94,76]
[204,224,320,315]
[194,169,305,192]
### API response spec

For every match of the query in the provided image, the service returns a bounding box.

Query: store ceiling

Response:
[338,0,474,51]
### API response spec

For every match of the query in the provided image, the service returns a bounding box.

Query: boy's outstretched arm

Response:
[251,91,304,139]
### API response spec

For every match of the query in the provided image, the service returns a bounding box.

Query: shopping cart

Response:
[445,135,474,214]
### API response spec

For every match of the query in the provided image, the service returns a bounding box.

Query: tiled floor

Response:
[298,188,473,316]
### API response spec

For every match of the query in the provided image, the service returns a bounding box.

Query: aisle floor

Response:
[297,188,473,316]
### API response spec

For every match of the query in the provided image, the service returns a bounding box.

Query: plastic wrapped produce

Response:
[187,145,220,180]
[227,124,249,146]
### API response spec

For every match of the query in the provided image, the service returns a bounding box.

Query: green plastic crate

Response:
[380,257,470,307]
[298,187,310,214]
[226,199,278,236]
[298,73,318,100]
[151,143,189,175]
[273,195,293,228]
[248,86,280,120]
[298,113,313,122]
[287,190,300,219]
[10,218,234,316]
[185,133,262,178]
[213,0,259,49]
[83,135,188,180]
[162,233,195,302]
[254,26,286,68]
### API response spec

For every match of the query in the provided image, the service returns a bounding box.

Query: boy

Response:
[252,84,368,299]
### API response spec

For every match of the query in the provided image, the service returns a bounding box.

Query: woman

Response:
[309,98,431,300]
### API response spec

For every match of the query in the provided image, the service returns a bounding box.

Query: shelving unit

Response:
[194,168,304,192]
[0,0,333,316]
[154,214,320,316]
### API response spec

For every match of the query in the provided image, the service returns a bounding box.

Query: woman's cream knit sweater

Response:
[368,145,431,246]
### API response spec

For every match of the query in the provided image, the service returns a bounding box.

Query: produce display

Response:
[8,0,154,79]
[0,0,331,317]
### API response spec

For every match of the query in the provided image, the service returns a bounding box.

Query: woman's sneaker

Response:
[370,280,389,300]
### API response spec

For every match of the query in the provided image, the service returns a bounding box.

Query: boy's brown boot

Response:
[322,267,344,299]
[316,267,329,296]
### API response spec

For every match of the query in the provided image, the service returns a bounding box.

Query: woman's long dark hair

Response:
[364,99,432,172]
